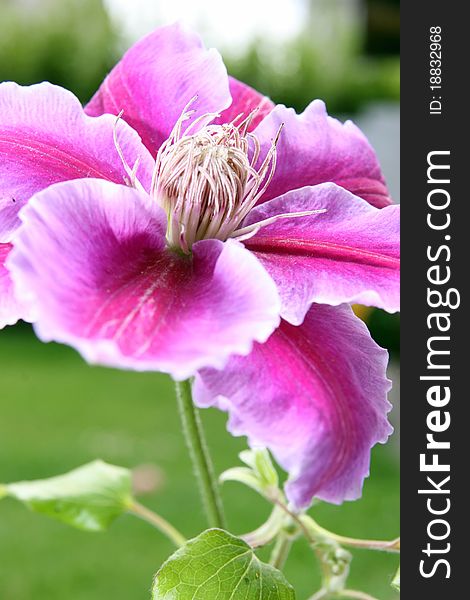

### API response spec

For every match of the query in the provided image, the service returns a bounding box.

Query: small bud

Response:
[221,448,280,502]
[219,467,263,496]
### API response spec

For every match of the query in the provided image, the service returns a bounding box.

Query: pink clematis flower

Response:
[1,24,399,506]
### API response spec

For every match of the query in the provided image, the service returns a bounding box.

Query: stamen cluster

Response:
[151,102,278,253]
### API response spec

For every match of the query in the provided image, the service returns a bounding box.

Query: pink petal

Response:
[85,23,231,156]
[0,197,23,244]
[213,77,274,131]
[9,179,280,378]
[194,303,393,508]
[253,100,392,208]
[0,81,154,242]
[244,183,400,324]
[0,243,28,328]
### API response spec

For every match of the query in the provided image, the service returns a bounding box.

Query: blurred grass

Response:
[0,326,399,599]
[0,0,118,104]
[0,0,399,113]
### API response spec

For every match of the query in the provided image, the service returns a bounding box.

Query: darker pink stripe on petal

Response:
[194,303,393,508]
[252,100,392,208]
[85,23,231,156]
[9,179,280,378]
[0,81,153,242]
[214,77,274,131]
[248,237,400,270]
[245,183,400,323]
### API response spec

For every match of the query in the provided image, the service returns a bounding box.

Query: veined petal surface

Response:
[252,100,392,208]
[0,81,153,242]
[213,76,274,131]
[195,304,393,508]
[0,243,28,328]
[9,179,280,378]
[245,183,400,324]
[85,23,231,156]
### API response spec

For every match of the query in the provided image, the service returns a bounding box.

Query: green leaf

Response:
[2,460,133,531]
[152,528,295,599]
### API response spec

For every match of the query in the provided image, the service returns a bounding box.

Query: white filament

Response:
[151,100,282,252]
[114,99,326,253]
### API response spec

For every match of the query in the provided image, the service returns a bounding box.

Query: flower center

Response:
[113,100,325,255]
[150,100,279,254]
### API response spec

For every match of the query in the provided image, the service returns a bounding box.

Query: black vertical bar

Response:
[401,2,467,597]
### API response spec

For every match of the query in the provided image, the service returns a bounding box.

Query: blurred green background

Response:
[0,0,399,598]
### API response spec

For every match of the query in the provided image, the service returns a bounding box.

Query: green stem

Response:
[242,505,285,548]
[300,515,400,553]
[129,501,186,547]
[269,532,293,570]
[174,379,226,529]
